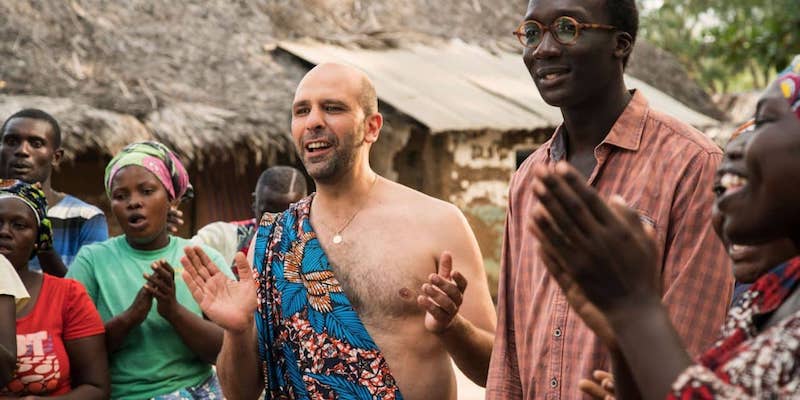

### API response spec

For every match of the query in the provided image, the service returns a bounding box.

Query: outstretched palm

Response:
[181,247,257,333]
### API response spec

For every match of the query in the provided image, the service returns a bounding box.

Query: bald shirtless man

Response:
[181,63,496,400]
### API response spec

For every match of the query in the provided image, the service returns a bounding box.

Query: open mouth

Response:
[305,140,333,155]
[728,243,756,261]
[127,214,147,228]
[535,67,570,84]
[542,72,567,81]
[718,172,748,197]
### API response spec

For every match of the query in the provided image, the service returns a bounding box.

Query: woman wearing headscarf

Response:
[0,180,108,398]
[67,141,232,400]
[578,110,800,400]
[529,56,800,399]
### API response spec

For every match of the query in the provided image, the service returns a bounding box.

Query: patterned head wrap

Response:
[775,55,800,120]
[730,55,800,142]
[104,141,193,202]
[0,179,52,254]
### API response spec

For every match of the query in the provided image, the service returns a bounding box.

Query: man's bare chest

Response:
[318,237,433,322]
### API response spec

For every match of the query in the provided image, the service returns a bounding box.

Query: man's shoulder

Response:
[518,145,550,173]
[508,144,550,196]
[386,180,462,218]
[644,107,721,156]
[49,194,106,221]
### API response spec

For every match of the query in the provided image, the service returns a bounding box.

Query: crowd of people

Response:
[1,0,799,399]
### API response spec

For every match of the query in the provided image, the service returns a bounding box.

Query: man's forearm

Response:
[440,314,495,387]
[218,324,264,400]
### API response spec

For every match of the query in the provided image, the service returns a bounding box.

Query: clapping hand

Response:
[416,251,469,334]
[166,206,184,234]
[144,260,179,318]
[529,162,660,320]
[126,286,154,325]
[181,247,257,333]
[579,370,616,400]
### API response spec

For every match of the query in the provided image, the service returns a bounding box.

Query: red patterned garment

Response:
[669,256,800,399]
[1,274,104,396]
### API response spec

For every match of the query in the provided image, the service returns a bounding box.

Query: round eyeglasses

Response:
[729,119,756,141]
[513,16,616,49]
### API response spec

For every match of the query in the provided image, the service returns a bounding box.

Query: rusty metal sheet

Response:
[278,40,717,133]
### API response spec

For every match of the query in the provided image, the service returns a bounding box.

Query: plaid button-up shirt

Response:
[486,91,734,400]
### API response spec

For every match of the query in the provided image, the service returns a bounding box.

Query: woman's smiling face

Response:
[712,128,797,283]
[715,84,800,249]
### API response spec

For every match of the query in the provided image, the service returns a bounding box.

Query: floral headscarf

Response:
[104,141,193,201]
[730,55,800,142]
[0,179,52,255]
[776,55,800,120]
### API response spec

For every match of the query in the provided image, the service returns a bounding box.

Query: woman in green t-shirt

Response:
[68,142,231,399]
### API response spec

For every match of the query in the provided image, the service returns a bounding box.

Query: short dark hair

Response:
[0,108,62,148]
[606,0,639,68]
[257,166,307,196]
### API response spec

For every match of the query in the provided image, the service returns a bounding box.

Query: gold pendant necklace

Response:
[327,174,379,245]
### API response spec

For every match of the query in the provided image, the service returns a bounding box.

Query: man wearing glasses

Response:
[486,0,733,398]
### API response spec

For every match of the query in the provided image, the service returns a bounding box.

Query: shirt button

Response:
[550,378,558,388]
[553,328,562,337]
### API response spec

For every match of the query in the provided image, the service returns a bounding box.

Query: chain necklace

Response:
[327,174,379,245]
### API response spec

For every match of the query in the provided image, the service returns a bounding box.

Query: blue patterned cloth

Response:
[253,195,403,399]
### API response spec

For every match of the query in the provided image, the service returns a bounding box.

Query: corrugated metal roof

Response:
[278,40,718,134]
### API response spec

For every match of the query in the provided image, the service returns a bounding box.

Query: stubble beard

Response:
[304,128,366,184]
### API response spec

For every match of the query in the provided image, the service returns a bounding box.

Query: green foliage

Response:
[639,0,800,93]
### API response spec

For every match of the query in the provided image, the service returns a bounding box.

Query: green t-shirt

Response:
[66,235,232,399]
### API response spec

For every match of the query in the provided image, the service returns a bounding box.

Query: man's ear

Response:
[613,31,634,62]
[363,113,383,144]
[51,148,64,169]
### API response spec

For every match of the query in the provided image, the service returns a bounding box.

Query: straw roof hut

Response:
[0,0,723,244]
[0,1,721,160]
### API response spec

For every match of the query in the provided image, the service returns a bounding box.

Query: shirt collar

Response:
[548,90,647,162]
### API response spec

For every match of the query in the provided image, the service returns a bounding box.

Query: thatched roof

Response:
[0,1,305,168]
[0,95,151,159]
[0,0,723,169]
